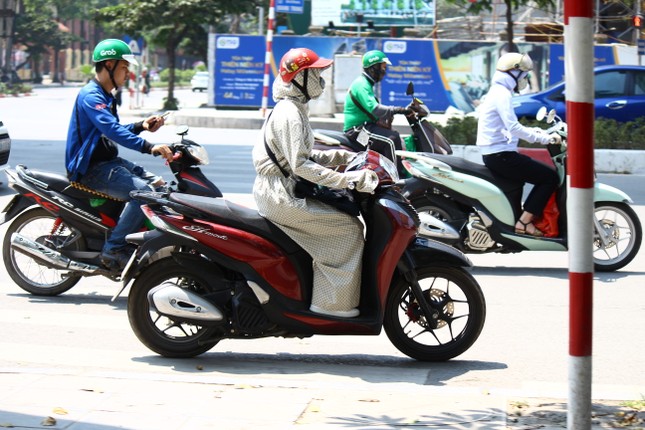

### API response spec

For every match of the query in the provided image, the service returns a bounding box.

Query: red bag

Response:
[533,193,559,238]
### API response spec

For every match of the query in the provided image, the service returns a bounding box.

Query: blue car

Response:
[512,65,645,122]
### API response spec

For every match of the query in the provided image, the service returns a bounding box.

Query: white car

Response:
[191,71,209,92]
[0,119,11,177]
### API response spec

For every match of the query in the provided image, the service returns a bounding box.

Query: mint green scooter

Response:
[400,108,642,272]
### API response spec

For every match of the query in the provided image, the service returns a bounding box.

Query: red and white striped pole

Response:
[564,0,595,427]
[261,0,275,117]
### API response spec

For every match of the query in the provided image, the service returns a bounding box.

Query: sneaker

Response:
[310,305,360,318]
[100,247,134,271]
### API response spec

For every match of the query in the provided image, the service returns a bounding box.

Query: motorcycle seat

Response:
[419,154,523,194]
[313,129,366,153]
[16,165,112,201]
[168,193,303,254]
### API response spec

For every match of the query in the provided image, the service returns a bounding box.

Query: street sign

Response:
[122,35,143,57]
[276,0,304,14]
[638,38,645,55]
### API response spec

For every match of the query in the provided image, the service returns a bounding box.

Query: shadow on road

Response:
[6,292,127,310]
[132,352,507,387]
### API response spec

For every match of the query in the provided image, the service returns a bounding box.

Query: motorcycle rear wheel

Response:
[128,259,223,358]
[2,207,83,296]
[384,266,486,361]
[593,202,642,272]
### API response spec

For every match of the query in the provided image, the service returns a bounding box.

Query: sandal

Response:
[515,220,544,237]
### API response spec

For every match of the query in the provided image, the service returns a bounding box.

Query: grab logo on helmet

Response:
[100,49,117,56]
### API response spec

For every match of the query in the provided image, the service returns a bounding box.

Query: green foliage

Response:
[78,64,95,80]
[435,116,479,146]
[593,117,645,149]
[95,0,262,110]
[163,96,179,111]
[0,83,33,96]
[437,116,645,149]
[157,69,194,84]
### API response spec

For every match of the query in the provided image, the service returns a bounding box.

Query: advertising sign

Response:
[380,39,451,110]
[311,0,435,27]
[276,0,304,14]
[213,35,633,112]
[214,35,266,107]
[213,35,454,110]
[548,44,616,86]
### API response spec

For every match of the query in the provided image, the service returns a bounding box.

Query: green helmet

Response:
[362,50,391,68]
[92,39,138,66]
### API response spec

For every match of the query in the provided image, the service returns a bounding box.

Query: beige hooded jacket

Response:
[252,75,377,313]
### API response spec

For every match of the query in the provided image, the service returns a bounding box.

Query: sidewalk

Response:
[2,366,642,429]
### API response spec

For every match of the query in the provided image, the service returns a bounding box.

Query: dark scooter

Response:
[0,125,222,296]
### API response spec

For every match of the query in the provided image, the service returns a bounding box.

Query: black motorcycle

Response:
[0,125,222,296]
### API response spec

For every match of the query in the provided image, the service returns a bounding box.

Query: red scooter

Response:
[121,150,486,361]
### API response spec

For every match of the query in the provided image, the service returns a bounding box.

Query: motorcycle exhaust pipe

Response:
[10,233,101,274]
[417,212,461,240]
[148,282,224,324]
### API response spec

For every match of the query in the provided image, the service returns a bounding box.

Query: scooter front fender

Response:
[408,237,472,269]
[594,182,633,204]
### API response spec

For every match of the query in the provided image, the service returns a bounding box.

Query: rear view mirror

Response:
[406,82,414,96]
[536,107,547,121]
[546,109,556,124]
[536,107,557,124]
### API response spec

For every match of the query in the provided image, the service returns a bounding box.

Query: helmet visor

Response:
[122,54,139,67]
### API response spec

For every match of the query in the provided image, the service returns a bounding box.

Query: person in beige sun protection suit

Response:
[252,48,379,318]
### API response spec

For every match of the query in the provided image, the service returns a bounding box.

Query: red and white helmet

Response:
[279,48,333,83]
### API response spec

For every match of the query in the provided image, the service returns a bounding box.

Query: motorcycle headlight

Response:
[186,144,209,165]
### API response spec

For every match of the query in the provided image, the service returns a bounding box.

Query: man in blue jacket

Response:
[66,39,174,270]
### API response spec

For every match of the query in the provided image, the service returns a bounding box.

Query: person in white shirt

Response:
[476,53,561,237]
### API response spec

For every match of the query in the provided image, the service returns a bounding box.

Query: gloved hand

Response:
[346,170,379,193]
[392,106,413,116]
[546,133,562,145]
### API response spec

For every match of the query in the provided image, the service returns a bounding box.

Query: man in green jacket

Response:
[343,50,410,173]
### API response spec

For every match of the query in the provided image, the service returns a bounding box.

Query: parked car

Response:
[512,65,645,122]
[0,119,11,180]
[191,71,209,92]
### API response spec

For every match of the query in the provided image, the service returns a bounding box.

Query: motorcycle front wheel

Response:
[593,202,642,272]
[128,258,223,358]
[384,266,486,361]
[2,207,83,296]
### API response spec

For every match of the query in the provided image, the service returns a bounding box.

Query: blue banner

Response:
[276,0,304,14]
[213,35,452,110]
[214,35,266,107]
[548,44,616,86]
[380,39,452,111]
[213,35,632,112]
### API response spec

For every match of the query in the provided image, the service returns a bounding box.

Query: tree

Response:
[445,0,555,52]
[95,0,262,110]
[14,0,117,82]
